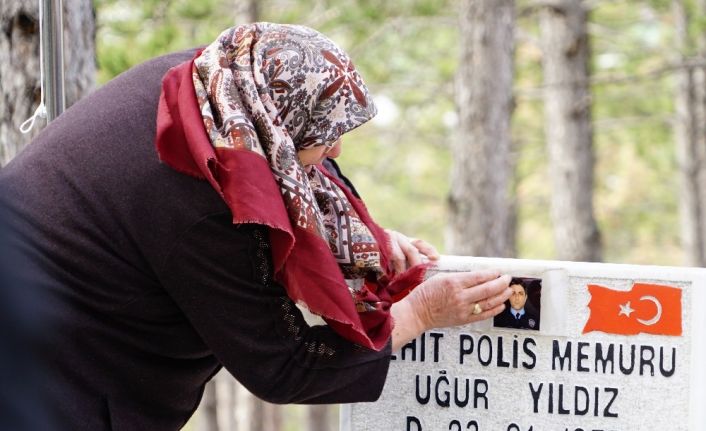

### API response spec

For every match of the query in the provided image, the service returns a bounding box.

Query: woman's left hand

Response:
[385,229,440,274]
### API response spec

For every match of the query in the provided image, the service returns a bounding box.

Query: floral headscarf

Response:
[156,23,426,350]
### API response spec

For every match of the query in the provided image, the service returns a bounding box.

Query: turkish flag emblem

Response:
[582,283,682,336]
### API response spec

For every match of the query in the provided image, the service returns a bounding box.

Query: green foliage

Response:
[589,2,681,264]
[95,0,235,82]
[95,0,690,265]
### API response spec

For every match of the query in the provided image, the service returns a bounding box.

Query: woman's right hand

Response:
[390,270,512,352]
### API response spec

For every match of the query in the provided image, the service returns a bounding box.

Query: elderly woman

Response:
[0,23,511,430]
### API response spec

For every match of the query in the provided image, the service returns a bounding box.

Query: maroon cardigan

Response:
[0,49,391,431]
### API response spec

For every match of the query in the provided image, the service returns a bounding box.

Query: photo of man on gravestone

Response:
[494,277,541,330]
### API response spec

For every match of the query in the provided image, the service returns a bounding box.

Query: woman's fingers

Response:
[452,275,510,321]
[384,229,444,274]
[397,235,422,268]
[473,283,513,315]
[437,270,501,291]
[387,232,406,274]
[386,229,426,273]
[459,274,512,304]
[411,238,440,260]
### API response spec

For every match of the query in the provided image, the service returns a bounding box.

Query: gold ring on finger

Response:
[472,303,483,315]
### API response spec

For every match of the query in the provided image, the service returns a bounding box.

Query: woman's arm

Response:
[160,212,511,403]
[159,214,393,404]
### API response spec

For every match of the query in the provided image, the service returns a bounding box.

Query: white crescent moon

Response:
[637,295,662,326]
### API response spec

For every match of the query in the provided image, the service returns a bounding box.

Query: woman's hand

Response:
[390,270,512,352]
[385,229,440,274]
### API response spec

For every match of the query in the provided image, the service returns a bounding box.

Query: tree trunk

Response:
[216,370,239,430]
[698,0,706,265]
[233,0,259,24]
[0,0,95,166]
[308,405,331,431]
[674,0,706,266]
[447,0,516,257]
[197,377,220,431]
[539,0,601,262]
[250,398,284,431]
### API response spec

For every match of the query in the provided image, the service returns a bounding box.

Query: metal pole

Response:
[41,0,65,121]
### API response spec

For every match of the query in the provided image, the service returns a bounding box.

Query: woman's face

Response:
[297,138,342,169]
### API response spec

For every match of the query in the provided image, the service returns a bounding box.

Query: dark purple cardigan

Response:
[0,50,390,431]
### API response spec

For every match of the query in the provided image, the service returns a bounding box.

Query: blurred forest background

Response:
[1,0,705,430]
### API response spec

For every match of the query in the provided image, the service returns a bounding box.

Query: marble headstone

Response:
[341,256,706,431]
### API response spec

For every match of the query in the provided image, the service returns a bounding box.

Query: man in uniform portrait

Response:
[494,278,540,330]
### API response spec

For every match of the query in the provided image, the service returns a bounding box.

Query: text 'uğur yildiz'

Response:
[391,332,677,422]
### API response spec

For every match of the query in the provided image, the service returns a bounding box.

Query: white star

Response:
[618,301,634,317]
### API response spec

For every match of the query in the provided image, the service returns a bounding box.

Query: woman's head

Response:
[197,23,376,160]
[191,22,380,234]
[250,24,377,151]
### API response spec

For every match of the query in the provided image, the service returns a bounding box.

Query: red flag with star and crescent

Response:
[582,283,682,336]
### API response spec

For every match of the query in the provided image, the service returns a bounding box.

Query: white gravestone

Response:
[341,256,706,431]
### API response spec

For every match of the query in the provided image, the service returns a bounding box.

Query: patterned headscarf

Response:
[156,23,426,350]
